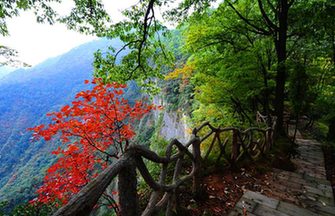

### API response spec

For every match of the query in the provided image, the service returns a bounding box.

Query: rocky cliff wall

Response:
[153,96,190,144]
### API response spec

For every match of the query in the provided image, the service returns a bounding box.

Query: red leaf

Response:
[61,105,70,113]
[29,78,156,205]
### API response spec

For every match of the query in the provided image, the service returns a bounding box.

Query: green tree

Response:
[173,4,276,126]
[287,0,334,140]
[170,0,334,134]
[2,0,334,132]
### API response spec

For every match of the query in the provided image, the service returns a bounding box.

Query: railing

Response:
[53,113,276,216]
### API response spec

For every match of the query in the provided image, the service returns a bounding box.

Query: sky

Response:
[0,0,137,66]
[0,0,218,67]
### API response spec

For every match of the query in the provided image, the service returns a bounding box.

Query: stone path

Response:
[229,135,335,216]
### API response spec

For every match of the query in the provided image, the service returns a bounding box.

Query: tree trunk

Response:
[274,0,289,134]
[118,159,139,216]
[328,32,335,141]
[332,30,335,65]
[327,117,335,141]
[263,78,270,118]
[260,59,271,123]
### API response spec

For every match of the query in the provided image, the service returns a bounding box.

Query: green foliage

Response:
[166,0,335,132]
[178,4,276,127]
[1,0,335,210]
[0,201,53,216]
[0,39,136,209]
[310,121,329,141]
[162,79,194,113]
[0,201,7,216]
[59,0,110,35]
[288,63,311,117]
[0,46,30,67]
[0,0,111,36]
[149,113,169,156]
[134,113,156,146]
[315,69,335,122]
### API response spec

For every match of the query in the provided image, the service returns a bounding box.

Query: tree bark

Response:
[327,117,335,141]
[192,137,202,197]
[118,159,139,216]
[52,156,128,216]
[329,32,335,141]
[231,129,239,164]
[274,0,289,134]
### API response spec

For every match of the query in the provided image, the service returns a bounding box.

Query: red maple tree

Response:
[29,78,156,206]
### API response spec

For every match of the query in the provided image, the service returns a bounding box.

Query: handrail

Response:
[53,113,276,216]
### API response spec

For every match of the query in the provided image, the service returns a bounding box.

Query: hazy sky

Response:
[0,1,138,66]
[0,0,218,67]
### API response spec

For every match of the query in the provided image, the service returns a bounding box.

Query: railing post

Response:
[231,129,239,165]
[192,136,202,196]
[118,158,139,216]
[268,129,273,148]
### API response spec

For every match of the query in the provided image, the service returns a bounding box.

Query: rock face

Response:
[153,96,190,144]
[160,111,190,144]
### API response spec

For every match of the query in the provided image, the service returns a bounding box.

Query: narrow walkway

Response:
[229,133,335,216]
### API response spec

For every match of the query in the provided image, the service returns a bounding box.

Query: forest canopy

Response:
[0,0,335,137]
[1,0,334,138]
[1,0,335,215]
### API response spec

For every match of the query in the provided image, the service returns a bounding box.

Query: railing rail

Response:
[53,113,276,216]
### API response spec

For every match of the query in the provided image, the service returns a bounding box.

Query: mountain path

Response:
[229,129,335,216]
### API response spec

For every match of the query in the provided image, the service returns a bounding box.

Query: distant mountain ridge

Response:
[0,38,127,207]
[0,66,15,79]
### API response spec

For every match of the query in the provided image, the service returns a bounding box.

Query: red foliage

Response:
[29,78,156,205]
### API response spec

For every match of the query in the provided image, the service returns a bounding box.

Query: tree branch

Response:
[257,0,278,32]
[227,1,271,36]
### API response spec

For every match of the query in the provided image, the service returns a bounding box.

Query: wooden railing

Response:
[53,114,276,216]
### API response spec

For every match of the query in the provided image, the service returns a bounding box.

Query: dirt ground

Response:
[177,161,274,216]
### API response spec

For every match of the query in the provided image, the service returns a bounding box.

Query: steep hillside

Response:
[0,37,191,210]
[0,38,125,206]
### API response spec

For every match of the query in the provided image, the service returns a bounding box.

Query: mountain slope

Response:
[0,38,126,206]
[0,66,15,79]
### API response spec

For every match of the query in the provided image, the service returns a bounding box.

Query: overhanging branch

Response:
[257,0,278,32]
[227,1,271,36]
